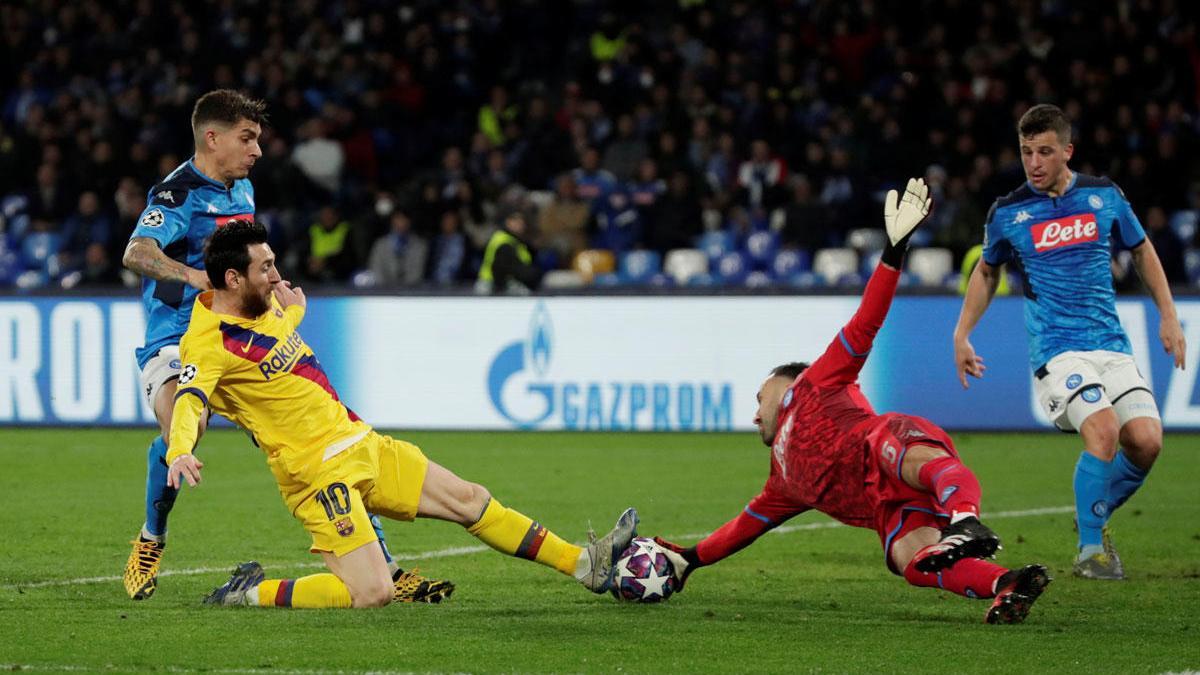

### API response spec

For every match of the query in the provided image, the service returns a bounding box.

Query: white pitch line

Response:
[4,505,1074,591]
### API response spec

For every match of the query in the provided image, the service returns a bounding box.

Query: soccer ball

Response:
[610,537,678,603]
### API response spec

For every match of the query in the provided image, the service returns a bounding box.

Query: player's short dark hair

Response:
[205,219,268,289]
[770,362,809,380]
[1017,104,1071,145]
[191,89,268,137]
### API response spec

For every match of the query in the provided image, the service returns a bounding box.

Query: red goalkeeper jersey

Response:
[695,263,903,565]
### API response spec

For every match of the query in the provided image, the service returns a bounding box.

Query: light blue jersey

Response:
[131,159,255,368]
[982,173,1146,371]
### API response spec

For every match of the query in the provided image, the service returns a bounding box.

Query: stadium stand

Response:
[0,1,1197,292]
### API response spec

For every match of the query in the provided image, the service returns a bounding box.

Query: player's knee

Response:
[352,577,393,608]
[459,482,491,521]
[1124,428,1162,465]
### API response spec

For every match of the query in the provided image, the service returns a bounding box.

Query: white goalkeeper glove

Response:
[883,177,932,246]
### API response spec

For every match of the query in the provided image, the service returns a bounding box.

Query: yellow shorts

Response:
[291,432,429,557]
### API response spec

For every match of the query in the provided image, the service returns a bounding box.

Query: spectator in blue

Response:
[593,185,642,254]
[627,157,666,238]
[570,147,617,204]
[60,191,112,274]
[429,209,467,285]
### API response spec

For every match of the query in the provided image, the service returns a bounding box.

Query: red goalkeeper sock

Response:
[904,554,1007,599]
[917,456,982,520]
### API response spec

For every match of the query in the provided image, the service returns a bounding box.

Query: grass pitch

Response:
[1,429,1198,674]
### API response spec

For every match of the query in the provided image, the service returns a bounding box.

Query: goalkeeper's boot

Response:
[914,516,1001,573]
[985,564,1051,624]
[204,561,265,606]
[1072,549,1124,580]
[392,567,455,604]
[124,535,165,600]
[580,507,639,594]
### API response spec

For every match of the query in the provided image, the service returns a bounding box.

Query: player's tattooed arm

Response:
[123,237,213,290]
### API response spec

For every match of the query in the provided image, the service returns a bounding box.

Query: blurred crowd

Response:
[1,0,1199,290]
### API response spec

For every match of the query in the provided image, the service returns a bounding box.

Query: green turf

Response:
[1,429,1198,674]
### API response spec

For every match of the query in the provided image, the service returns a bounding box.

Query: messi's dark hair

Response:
[1017,104,1071,145]
[770,362,809,380]
[205,219,268,289]
[191,89,268,136]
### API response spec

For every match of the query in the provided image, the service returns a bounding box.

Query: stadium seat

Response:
[1185,250,1200,284]
[846,227,886,253]
[907,248,953,287]
[19,232,62,272]
[663,248,709,285]
[744,270,773,288]
[647,272,674,288]
[1170,210,1198,243]
[592,272,622,287]
[571,249,615,282]
[812,247,858,285]
[714,251,749,285]
[618,249,662,284]
[697,230,735,261]
[541,269,586,289]
[837,271,865,288]
[743,230,779,268]
[860,249,883,276]
[786,271,824,289]
[770,248,811,280]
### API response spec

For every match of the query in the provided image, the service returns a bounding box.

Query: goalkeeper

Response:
[656,178,1051,624]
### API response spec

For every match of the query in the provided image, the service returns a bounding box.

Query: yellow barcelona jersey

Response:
[166,291,370,499]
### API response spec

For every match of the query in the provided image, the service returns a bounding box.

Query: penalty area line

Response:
[5,505,1073,591]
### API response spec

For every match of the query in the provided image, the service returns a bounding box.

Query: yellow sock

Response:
[255,574,352,608]
[467,498,582,576]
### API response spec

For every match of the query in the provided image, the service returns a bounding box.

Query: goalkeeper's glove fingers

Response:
[653,536,699,591]
[883,177,933,245]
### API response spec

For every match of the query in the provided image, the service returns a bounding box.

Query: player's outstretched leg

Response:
[124,435,176,600]
[985,565,1052,624]
[580,507,640,593]
[419,460,638,594]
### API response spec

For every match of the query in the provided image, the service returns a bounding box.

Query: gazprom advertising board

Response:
[2,295,1199,430]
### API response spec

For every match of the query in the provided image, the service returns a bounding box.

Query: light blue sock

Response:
[1074,451,1113,549]
[144,436,178,538]
[1106,449,1148,514]
[370,514,395,567]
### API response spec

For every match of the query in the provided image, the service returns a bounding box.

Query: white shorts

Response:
[139,345,183,411]
[1034,350,1160,432]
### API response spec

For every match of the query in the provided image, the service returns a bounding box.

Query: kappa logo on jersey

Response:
[178,363,198,385]
[141,209,165,228]
[155,190,175,203]
[1014,210,1032,224]
[1031,213,1098,252]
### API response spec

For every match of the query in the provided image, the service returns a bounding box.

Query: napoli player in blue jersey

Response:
[953,105,1186,580]
[120,90,452,603]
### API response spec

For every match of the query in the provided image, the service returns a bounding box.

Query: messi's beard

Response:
[240,286,271,318]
